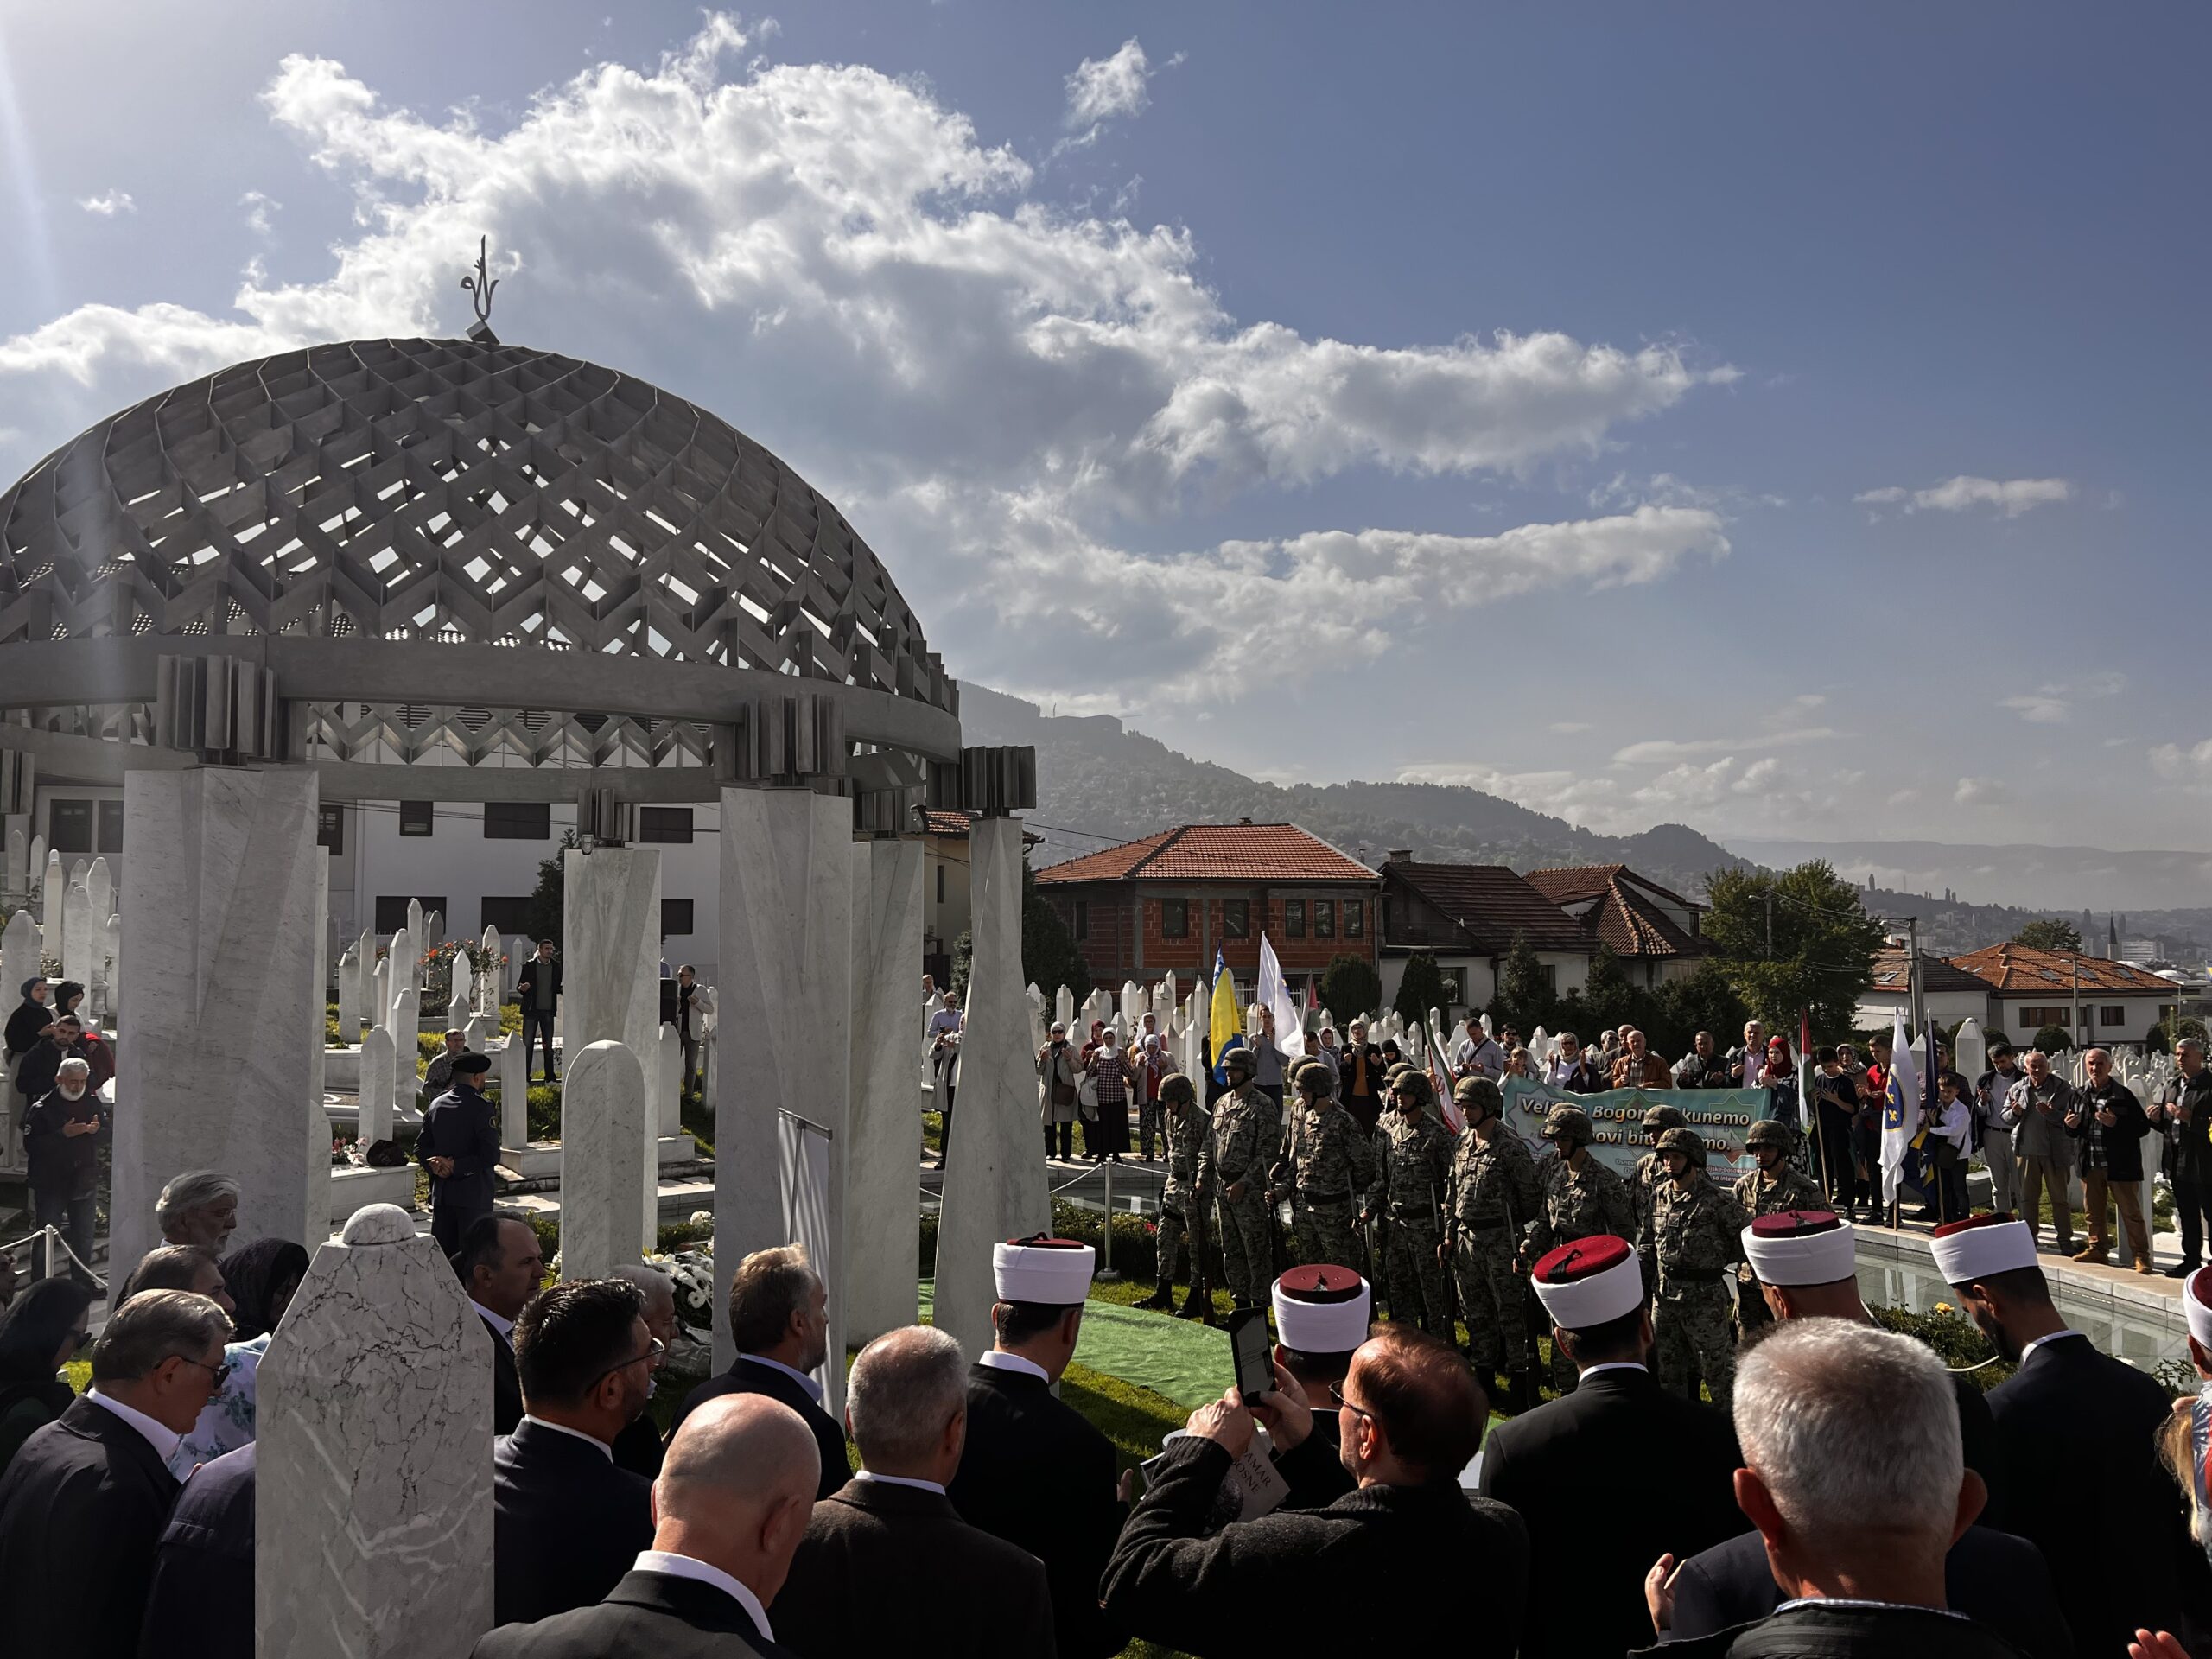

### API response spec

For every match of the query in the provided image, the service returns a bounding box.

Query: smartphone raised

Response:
[1226,1306,1276,1406]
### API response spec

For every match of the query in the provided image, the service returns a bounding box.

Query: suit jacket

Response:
[1478,1364,1746,1657]
[676,1358,847,1502]
[2066,1082,2151,1181]
[1988,1333,2211,1657]
[484,1315,524,1436]
[493,1420,656,1626]
[1103,1433,1529,1656]
[138,1443,255,1658]
[0,1394,183,1659]
[1641,1600,2030,1659]
[420,1085,501,1220]
[945,1361,1126,1659]
[1665,1523,2072,1657]
[513,958,563,1010]
[775,1476,1055,1659]
[471,1568,792,1659]
[611,1410,666,1481]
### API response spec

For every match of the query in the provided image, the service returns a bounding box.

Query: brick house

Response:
[1033,821,1380,999]
[1376,853,1599,1017]
[1523,864,1710,990]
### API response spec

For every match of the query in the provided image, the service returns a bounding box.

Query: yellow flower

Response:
[1934,1301,1955,1315]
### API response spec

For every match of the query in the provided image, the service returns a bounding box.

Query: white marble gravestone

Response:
[102,912,122,1024]
[392,988,421,1050]
[60,880,92,989]
[848,836,925,1344]
[933,816,1051,1368]
[480,926,503,1016]
[84,856,111,928]
[498,1034,530,1150]
[465,1014,491,1056]
[3,827,22,897]
[257,1203,493,1659]
[337,944,361,1045]
[405,899,423,976]
[38,848,60,938]
[713,788,851,1373]
[371,957,391,1041]
[562,1039,648,1280]
[1055,985,1075,1033]
[357,1027,397,1149]
[305,861,330,1241]
[0,910,36,1007]
[564,846,664,1254]
[449,950,474,1029]
[657,1022,682,1139]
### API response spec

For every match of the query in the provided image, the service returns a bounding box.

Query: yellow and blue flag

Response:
[1208,949,1244,1085]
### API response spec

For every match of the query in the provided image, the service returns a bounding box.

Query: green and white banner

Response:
[1500,1077,1765,1183]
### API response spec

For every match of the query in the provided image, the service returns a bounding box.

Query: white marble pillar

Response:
[392,988,421,1051]
[657,1021,682,1139]
[480,926,503,1016]
[3,826,22,898]
[85,855,112,927]
[713,787,852,1373]
[449,950,474,1030]
[60,880,91,988]
[465,1014,490,1056]
[563,846,663,1252]
[371,957,391,1038]
[111,767,321,1298]
[0,910,35,1005]
[103,912,122,1025]
[847,836,924,1344]
[498,1034,530,1149]
[561,1039,646,1280]
[1055,985,1075,1033]
[306,859,331,1242]
[337,944,361,1045]
[357,1027,396,1150]
[405,899,424,979]
[257,1203,493,1659]
[933,816,1050,1367]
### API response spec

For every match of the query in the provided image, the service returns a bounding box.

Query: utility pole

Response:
[1765,890,1774,958]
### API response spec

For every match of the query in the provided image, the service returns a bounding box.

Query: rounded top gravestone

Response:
[340,1202,417,1245]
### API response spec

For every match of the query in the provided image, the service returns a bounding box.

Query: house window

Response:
[2101,1006,2127,1027]
[1160,899,1189,938]
[2018,1007,2070,1029]
[1222,899,1249,939]
[1436,968,1465,1005]
[97,800,124,854]
[317,805,344,855]
[1075,901,1090,941]
[1542,963,1558,990]
[48,799,92,853]
[1284,899,1306,938]
[936,864,946,904]
[480,897,533,935]
[399,800,435,836]
[637,807,694,844]
[1313,900,1335,938]
[484,802,550,840]
[375,895,447,934]
[662,899,695,937]
[1344,899,1364,938]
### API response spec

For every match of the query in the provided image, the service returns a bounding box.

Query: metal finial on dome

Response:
[460,235,499,343]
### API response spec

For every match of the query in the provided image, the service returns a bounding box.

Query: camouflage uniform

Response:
[1445,1121,1542,1371]
[1631,1105,1690,1289]
[1152,1096,1211,1288]
[1731,1127,1825,1333]
[1271,1098,1376,1273]
[1652,1132,1751,1411]
[1525,1137,1637,1391]
[1197,1078,1281,1307]
[1365,1106,1457,1338]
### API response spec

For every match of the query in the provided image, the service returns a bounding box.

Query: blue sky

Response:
[1,3,2205,851]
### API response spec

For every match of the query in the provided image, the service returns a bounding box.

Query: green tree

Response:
[1392,951,1449,1031]
[1493,931,1555,1033]
[2148,1016,2209,1054]
[1648,959,1751,1061]
[950,929,973,1002]
[1579,943,1640,1037]
[2011,918,2082,952]
[522,830,582,946]
[1021,863,1090,1002]
[1319,953,1383,1026]
[2033,1023,2073,1055]
[1703,861,1885,1039]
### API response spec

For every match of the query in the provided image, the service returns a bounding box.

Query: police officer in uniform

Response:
[1521,1103,1635,1393]
[417,1052,499,1257]
[1442,1076,1541,1411]
[1363,1070,1456,1338]
[1730,1119,1824,1333]
[1196,1047,1281,1309]
[1270,1060,1374,1273]
[1137,1072,1211,1314]
[1631,1103,1689,1290]
[1650,1127,1751,1410]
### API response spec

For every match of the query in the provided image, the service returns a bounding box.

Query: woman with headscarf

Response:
[169,1236,310,1478]
[3,978,49,1065]
[0,1277,92,1475]
[50,981,84,1022]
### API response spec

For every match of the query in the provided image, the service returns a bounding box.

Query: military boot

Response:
[1135,1282,1175,1311]
[1175,1286,1207,1319]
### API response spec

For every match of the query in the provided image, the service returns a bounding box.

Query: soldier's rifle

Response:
[1429,1175,1465,1338]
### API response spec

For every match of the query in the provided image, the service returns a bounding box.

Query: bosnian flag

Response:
[1881,1012,1920,1203]
[1256,932,1304,1060]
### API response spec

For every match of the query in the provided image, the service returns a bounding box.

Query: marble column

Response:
[0,911,35,1006]
[39,850,60,938]
[480,925,503,1016]
[933,816,1049,1367]
[103,913,122,1025]
[85,855,112,927]
[449,950,474,1030]
[657,1022,682,1139]
[847,835,923,1344]
[371,957,391,1039]
[257,1203,493,1659]
[3,826,20,898]
[714,786,851,1373]
[305,859,330,1243]
[563,847,663,1252]
[337,944,361,1046]
[358,1027,396,1149]
[111,766,321,1301]
[499,1033,529,1149]
[560,1039,646,1280]
[1055,985,1075,1033]
[60,880,92,989]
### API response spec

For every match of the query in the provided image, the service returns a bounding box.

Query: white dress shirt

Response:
[87,1389,183,1465]
[741,1352,825,1405]
[854,1470,947,1496]
[522,1414,613,1459]
[977,1350,1052,1384]
[1575,1361,1650,1381]
[2021,1329,2086,1362]
[632,1550,774,1642]
[472,1301,516,1344]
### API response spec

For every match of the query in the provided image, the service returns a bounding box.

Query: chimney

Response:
[1386,849,1413,864]
[1238,817,1254,825]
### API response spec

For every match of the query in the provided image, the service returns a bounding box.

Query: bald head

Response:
[653,1392,821,1606]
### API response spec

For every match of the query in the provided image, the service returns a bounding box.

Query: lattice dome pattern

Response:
[0,337,952,714]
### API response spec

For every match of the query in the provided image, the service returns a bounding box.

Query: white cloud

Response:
[1997,672,2124,724]
[1886,788,1920,808]
[1065,39,1157,132]
[1395,747,1852,836]
[1611,726,1838,766]
[1999,694,2069,725]
[77,190,135,216]
[2151,740,2212,793]
[240,191,281,236]
[1854,475,2073,518]
[1954,776,2015,808]
[1548,721,1592,734]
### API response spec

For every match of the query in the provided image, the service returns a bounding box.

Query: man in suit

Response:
[945,1236,1128,1659]
[1265,1264,1370,1478]
[775,1325,1053,1658]
[0,1288,231,1659]
[1932,1213,2209,1658]
[1103,1323,1529,1655]
[610,1263,680,1479]
[513,939,563,1083]
[473,1391,814,1659]
[1478,1235,1745,1657]
[494,1278,659,1625]
[420,1051,500,1257]
[456,1212,543,1436]
[1338,1017,1387,1132]
[674,1244,843,1500]
[139,1442,257,1656]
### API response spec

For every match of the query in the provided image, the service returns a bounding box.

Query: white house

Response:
[1522,864,1710,990]
[1947,944,2183,1050]
[1376,855,1595,1017]
[1854,949,1998,1035]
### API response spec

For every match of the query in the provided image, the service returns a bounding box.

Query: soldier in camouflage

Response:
[1522,1103,1637,1395]
[1729,1117,1824,1333]
[1269,1059,1375,1274]
[1631,1103,1691,1289]
[1195,1046,1281,1309]
[1650,1127,1751,1410]
[1442,1076,1542,1409]
[1363,1070,1457,1338]
[1137,1071,1211,1314]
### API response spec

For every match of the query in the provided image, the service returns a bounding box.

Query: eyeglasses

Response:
[588,1338,667,1390]
[175,1356,232,1387]
[1325,1382,1374,1423]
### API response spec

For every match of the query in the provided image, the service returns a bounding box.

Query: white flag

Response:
[1256,932,1304,1060]
[1880,1012,1920,1203]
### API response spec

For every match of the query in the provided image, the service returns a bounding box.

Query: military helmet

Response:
[1541,1104,1595,1147]
[1745,1119,1794,1153]
[1452,1075,1503,1118]
[1222,1045,1258,1078]
[1641,1103,1688,1133]
[1293,1059,1336,1099]
[1159,1071,1196,1106]
[1655,1127,1708,1166]
[1391,1070,1435,1108]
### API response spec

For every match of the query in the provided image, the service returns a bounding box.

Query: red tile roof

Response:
[1382,861,1596,955]
[1035,823,1378,886]
[1523,863,1700,912]
[918,810,1042,847]
[1870,949,1996,996]
[1524,865,1707,961]
[1947,944,2175,996]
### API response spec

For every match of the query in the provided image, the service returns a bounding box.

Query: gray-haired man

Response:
[24,1056,103,1283]
[2152,1037,2212,1277]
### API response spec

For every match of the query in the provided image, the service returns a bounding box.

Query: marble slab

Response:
[499,1034,529,1148]
[658,1020,682,1139]
[60,880,92,990]
[337,944,361,1046]
[1,910,36,1009]
[39,850,60,938]
[563,847,663,1253]
[305,859,331,1243]
[848,836,924,1344]
[358,1027,397,1148]
[561,1039,646,1280]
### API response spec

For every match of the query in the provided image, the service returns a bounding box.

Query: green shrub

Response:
[1868,1301,2013,1390]
[657,1217,712,1251]
[919,1198,1167,1285]
[499,1002,523,1036]
[525,1084,563,1141]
